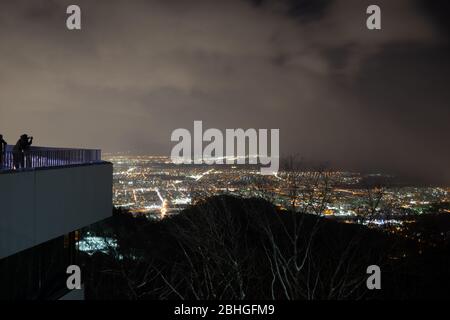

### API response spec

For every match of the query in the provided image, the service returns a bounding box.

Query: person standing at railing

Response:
[13,134,32,169]
[0,134,7,170]
[13,137,24,169]
[22,134,33,168]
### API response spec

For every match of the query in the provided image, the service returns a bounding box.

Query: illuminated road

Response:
[155,188,168,218]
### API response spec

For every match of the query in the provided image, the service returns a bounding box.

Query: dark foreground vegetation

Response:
[82,195,450,300]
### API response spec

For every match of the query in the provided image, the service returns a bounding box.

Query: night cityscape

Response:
[105,154,450,239]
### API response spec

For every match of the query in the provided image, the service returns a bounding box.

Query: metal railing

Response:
[0,145,102,171]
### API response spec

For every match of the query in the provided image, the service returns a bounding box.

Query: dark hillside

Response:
[82,196,450,300]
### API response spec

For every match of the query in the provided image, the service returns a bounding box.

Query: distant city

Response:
[106,154,450,231]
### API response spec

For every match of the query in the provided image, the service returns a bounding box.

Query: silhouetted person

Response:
[12,134,32,169]
[0,134,7,170]
[22,134,33,168]
[13,138,23,169]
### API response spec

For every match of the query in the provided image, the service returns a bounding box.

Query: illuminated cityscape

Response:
[107,154,450,229]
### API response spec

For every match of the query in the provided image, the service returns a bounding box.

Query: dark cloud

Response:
[0,0,449,183]
[350,43,450,183]
[249,0,334,22]
[418,0,450,38]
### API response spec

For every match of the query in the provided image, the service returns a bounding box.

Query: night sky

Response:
[0,0,449,183]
